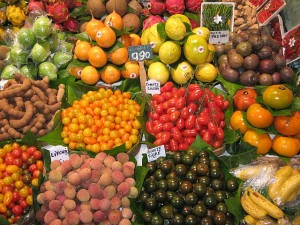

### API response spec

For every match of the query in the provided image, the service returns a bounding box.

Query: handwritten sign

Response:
[44,145,69,162]
[209,31,229,44]
[145,79,160,95]
[128,45,153,61]
[0,80,8,90]
[147,145,166,162]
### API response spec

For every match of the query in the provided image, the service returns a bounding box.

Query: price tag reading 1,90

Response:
[147,145,166,162]
[128,44,153,61]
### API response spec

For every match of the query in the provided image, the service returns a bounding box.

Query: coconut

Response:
[106,0,127,16]
[128,0,142,17]
[122,13,141,33]
[86,0,106,19]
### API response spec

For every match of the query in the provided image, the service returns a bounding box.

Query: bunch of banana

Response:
[241,187,284,220]
[268,165,300,206]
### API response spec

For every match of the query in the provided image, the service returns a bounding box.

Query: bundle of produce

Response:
[0,142,44,224]
[0,73,65,141]
[36,152,138,224]
[138,148,239,224]
[1,15,74,81]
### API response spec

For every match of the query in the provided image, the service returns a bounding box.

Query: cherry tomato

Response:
[182,129,197,137]
[32,150,43,160]
[146,121,153,134]
[208,122,217,135]
[28,164,37,173]
[12,191,20,203]
[159,114,171,123]
[178,142,189,150]
[170,111,180,122]
[19,198,28,209]
[32,169,41,179]
[163,122,174,131]
[184,137,195,145]
[161,132,171,144]
[213,139,223,149]
[262,85,293,109]
[168,98,177,107]
[11,148,22,158]
[185,115,196,129]
[233,87,257,111]
[161,92,172,101]
[161,81,173,92]
[152,123,163,134]
[13,158,22,167]
[176,97,186,109]
[176,118,185,130]
[169,139,179,151]
[180,107,190,119]
[188,89,203,102]
[21,152,30,162]
[195,121,202,131]
[171,127,182,141]
[176,87,186,97]
[162,101,169,110]
[154,104,164,114]
[155,132,163,140]
[197,115,211,125]
[214,95,225,108]
[26,146,37,156]
[202,131,212,143]
[188,84,201,91]
[153,138,163,146]
[187,102,198,114]
[166,107,176,114]
[152,94,163,103]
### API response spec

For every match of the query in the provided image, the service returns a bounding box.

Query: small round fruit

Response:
[195,63,218,82]
[272,136,300,157]
[262,85,293,109]
[243,129,272,155]
[246,103,274,129]
[80,66,100,85]
[147,62,170,85]
[171,61,193,84]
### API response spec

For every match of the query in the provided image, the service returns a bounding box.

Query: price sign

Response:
[147,145,166,162]
[0,80,8,90]
[209,31,229,44]
[145,79,160,95]
[44,145,69,162]
[128,44,153,61]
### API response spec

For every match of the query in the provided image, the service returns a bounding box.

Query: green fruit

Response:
[183,34,209,65]
[30,42,51,63]
[1,64,19,80]
[47,32,59,52]
[165,17,186,41]
[147,61,170,85]
[38,62,57,80]
[9,45,28,66]
[17,28,36,49]
[20,63,38,79]
[159,41,181,65]
[32,16,52,40]
[171,61,194,84]
[60,41,74,53]
[53,51,72,69]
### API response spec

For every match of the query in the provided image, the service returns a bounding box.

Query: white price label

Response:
[0,80,8,90]
[145,79,160,95]
[44,145,69,162]
[209,31,229,44]
[147,145,166,162]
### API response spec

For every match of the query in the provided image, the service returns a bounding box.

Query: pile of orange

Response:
[61,88,141,152]
[230,104,300,157]
[73,11,141,85]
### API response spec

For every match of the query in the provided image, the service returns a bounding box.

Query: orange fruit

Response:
[246,103,274,129]
[130,33,141,46]
[229,110,248,134]
[119,34,132,48]
[108,47,128,65]
[101,65,121,84]
[274,111,300,136]
[85,17,104,40]
[243,129,272,155]
[88,46,108,68]
[104,10,123,30]
[121,61,140,79]
[95,26,116,48]
[74,41,92,61]
[80,66,101,85]
[272,135,300,157]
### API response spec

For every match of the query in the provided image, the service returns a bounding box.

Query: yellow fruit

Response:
[206,44,216,63]
[183,34,209,65]
[6,5,25,27]
[158,41,181,65]
[147,24,166,53]
[194,63,218,82]
[147,62,170,85]
[192,27,210,41]
[80,66,101,85]
[141,28,150,45]
[171,61,194,84]
[165,17,186,41]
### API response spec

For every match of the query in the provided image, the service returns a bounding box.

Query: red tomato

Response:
[216,127,225,140]
[146,121,153,134]
[163,122,173,131]
[202,131,212,143]
[176,118,185,130]
[154,104,164,114]
[32,150,43,160]
[188,89,203,102]
[178,142,189,150]
[21,152,30,162]
[187,102,198,114]
[32,170,41,179]
[161,132,171,144]
[176,97,186,109]
[12,192,20,203]
[159,114,171,123]
[176,87,186,97]
[180,107,190,119]
[19,199,28,209]
[188,83,201,91]
[169,139,179,151]
[12,205,23,215]
[168,98,177,107]
[11,148,22,158]
[208,122,217,135]
[197,115,211,125]
[166,107,176,114]
[185,115,196,129]
[233,88,257,111]
[162,101,169,110]
[161,92,172,101]
[153,138,163,146]
[170,111,180,122]
[5,155,15,165]
[13,158,22,167]
[153,123,163,134]
[26,146,37,156]
[29,164,37,173]
[161,81,173,92]
[184,137,195,145]
[182,129,197,137]
[171,127,182,141]
[213,139,223,149]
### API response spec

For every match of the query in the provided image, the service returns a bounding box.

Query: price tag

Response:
[44,145,69,162]
[138,0,149,7]
[147,145,166,162]
[0,80,8,90]
[128,45,153,61]
[145,79,160,95]
[209,31,229,44]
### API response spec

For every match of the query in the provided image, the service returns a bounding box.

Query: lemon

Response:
[171,61,194,84]
[183,34,209,65]
[159,41,181,65]
[148,62,170,85]
[170,14,191,27]
[141,28,150,45]
[165,17,186,41]
[148,24,166,53]
[195,63,218,82]
[192,27,210,41]
[205,44,216,63]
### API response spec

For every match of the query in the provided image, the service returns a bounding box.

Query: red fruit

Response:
[185,0,202,13]
[189,18,200,29]
[63,18,79,32]
[44,0,60,5]
[166,0,185,15]
[28,1,45,12]
[143,15,165,30]
[53,23,63,30]
[64,0,76,9]
[148,0,166,15]
[47,2,70,23]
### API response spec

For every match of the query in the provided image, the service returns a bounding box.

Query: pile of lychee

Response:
[36,152,138,225]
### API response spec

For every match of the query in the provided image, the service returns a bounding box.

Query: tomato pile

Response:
[146,82,230,151]
[0,143,43,223]
[61,88,141,152]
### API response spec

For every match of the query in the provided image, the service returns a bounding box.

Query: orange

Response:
[74,41,91,61]
[80,65,101,85]
[88,46,108,68]
[294,132,300,141]
[121,61,140,79]
[130,33,141,46]
[101,65,121,84]
[108,47,128,65]
[274,111,300,136]
[229,110,248,134]
[246,103,274,129]
[85,17,104,40]
[104,10,123,30]
[119,34,132,48]
[272,135,300,157]
[95,27,116,48]
[243,129,272,155]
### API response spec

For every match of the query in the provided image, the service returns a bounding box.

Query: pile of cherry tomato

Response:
[0,143,43,223]
[146,82,230,151]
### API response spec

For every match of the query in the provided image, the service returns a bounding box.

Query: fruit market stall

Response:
[0,0,299,224]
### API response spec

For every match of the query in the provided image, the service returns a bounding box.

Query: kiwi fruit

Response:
[0,45,10,60]
[128,0,143,17]
[86,0,106,19]
[106,0,127,16]
[236,42,252,57]
[122,13,141,33]
[228,53,244,69]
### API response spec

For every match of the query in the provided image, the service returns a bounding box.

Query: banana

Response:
[248,188,284,219]
[241,190,268,219]
[232,164,270,181]
[276,173,300,205]
[268,166,294,200]
[287,188,300,202]
[243,215,257,225]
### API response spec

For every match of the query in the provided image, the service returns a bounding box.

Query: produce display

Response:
[0,0,299,224]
